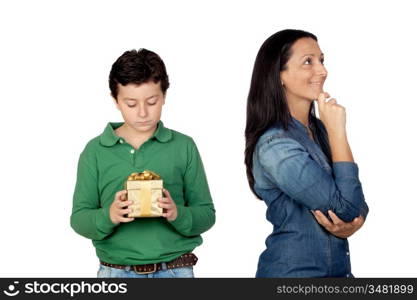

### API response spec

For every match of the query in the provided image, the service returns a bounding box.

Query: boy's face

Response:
[114,81,165,135]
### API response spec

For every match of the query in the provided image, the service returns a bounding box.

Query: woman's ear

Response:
[280,72,286,87]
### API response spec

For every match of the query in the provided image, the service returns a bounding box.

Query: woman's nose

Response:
[316,64,328,78]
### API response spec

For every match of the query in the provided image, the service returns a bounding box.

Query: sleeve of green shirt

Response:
[169,138,216,237]
[70,144,118,240]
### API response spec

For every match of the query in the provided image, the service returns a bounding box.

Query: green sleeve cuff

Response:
[168,205,191,234]
[96,206,117,235]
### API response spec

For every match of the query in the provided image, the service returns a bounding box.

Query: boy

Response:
[71,49,215,278]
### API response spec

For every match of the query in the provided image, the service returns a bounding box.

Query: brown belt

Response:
[100,253,198,274]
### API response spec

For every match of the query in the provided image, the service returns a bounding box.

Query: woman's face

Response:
[280,37,327,102]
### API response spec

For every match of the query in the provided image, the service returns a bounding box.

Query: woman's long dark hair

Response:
[245,29,332,199]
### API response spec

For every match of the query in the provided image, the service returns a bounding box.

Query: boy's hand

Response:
[109,190,135,225]
[158,189,178,221]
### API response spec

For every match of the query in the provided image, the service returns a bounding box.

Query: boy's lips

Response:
[135,121,153,127]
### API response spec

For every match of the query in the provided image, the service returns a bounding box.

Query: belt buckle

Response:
[133,263,157,275]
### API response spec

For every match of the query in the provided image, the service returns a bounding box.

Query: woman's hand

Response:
[316,92,346,136]
[158,189,178,221]
[316,91,354,162]
[312,210,365,238]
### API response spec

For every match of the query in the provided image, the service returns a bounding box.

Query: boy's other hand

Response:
[158,189,178,221]
[109,190,134,225]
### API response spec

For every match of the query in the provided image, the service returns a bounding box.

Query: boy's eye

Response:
[147,97,158,105]
[320,58,325,64]
[127,104,135,108]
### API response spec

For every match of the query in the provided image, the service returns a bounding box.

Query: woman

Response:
[245,29,369,277]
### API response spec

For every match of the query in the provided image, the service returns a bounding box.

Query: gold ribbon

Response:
[138,181,152,217]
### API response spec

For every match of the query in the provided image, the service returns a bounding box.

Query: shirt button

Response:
[346,274,350,278]
[346,251,350,256]
[120,139,124,144]
[130,149,135,154]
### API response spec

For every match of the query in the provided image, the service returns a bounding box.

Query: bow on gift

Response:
[127,170,161,181]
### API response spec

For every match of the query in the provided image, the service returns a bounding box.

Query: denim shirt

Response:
[253,117,369,278]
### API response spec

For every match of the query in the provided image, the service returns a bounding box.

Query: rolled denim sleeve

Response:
[258,137,368,222]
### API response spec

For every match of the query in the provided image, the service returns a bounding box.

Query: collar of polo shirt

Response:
[99,121,172,147]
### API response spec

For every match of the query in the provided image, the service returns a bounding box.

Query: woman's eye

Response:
[320,59,325,64]
[127,104,135,108]
[147,102,156,105]
[304,58,311,65]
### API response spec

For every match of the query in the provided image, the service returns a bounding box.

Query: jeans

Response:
[97,262,194,278]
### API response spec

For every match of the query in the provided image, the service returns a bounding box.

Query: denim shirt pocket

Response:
[254,127,332,193]
[283,129,333,175]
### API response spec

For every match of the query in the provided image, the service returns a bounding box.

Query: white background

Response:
[1,0,416,277]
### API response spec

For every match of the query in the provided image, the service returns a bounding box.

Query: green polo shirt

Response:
[71,121,215,265]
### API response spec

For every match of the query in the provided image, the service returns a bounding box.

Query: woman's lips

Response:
[310,82,323,88]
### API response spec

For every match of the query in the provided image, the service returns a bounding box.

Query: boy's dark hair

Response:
[109,48,170,100]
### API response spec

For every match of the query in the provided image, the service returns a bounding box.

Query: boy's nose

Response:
[138,110,147,118]
[137,105,147,118]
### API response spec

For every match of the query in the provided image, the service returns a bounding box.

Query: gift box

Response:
[125,170,163,218]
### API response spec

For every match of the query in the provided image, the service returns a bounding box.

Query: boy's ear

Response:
[111,93,120,111]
